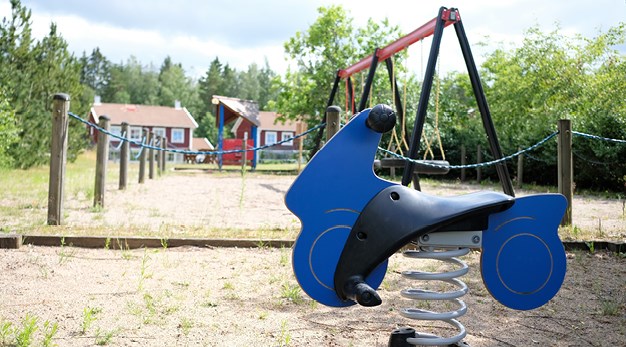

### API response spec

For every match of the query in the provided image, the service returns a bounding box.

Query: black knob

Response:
[366,104,396,133]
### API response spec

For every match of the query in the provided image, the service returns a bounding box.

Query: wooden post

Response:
[156,136,163,176]
[94,115,110,208]
[119,122,129,190]
[390,145,396,180]
[558,119,573,226]
[242,132,248,174]
[161,136,167,172]
[460,145,466,182]
[476,144,482,184]
[148,132,155,179]
[326,106,341,142]
[139,128,148,184]
[516,146,523,189]
[297,122,304,173]
[47,93,70,225]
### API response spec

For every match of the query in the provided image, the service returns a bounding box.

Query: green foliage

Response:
[0,0,87,169]
[271,5,356,122]
[0,89,19,168]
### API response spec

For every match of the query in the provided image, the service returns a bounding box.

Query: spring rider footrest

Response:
[285,105,566,311]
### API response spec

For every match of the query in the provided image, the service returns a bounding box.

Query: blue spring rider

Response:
[285,105,567,346]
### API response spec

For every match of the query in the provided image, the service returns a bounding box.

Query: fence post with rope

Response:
[161,136,167,172]
[476,144,482,184]
[148,132,155,179]
[460,145,466,182]
[156,135,163,176]
[558,119,573,226]
[242,132,248,175]
[47,93,70,225]
[94,115,110,208]
[119,122,129,190]
[516,146,524,189]
[326,106,341,142]
[139,128,148,184]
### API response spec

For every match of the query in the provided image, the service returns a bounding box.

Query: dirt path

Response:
[53,171,626,241]
[0,245,624,346]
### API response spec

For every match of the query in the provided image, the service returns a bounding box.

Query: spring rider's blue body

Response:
[285,106,567,344]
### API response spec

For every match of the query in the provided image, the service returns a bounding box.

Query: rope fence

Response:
[69,111,624,170]
[68,111,324,156]
[47,93,625,229]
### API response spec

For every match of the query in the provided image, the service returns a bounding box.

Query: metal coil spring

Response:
[399,247,470,346]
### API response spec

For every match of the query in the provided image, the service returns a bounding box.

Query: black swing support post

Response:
[401,7,447,188]
[358,48,380,112]
[454,19,515,196]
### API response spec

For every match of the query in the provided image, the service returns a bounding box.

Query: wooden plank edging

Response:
[2,235,624,253]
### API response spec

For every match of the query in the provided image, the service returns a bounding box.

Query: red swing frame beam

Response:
[337,8,459,79]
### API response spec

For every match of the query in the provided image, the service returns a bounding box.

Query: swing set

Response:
[311,6,515,195]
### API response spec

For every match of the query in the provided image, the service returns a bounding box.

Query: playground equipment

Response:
[286,105,567,346]
[286,7,567,346]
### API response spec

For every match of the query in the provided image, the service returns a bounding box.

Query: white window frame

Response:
[281,132,294,146]
[265,131,277,146]
[130,127,142,141]
[153,127,166,140]
[171,128,185,144]
[110,125,122,138]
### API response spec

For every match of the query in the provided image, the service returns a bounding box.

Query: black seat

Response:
[334,185,514,306]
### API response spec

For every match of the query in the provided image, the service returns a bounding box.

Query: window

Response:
[265,131,277,146]
[110,125,122,137]
[153,127,165,140]
[281,132,294,146]
[130,127,142,141]
[171,128,185,144]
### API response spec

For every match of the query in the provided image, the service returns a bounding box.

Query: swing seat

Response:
[375,158,450,175]
[286,106,567,310]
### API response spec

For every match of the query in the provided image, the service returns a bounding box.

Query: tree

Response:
[0,89,19,168]
[80,47,111,96]
[271,5,356,122]
[480,24,626,190]
[0,0,86,168]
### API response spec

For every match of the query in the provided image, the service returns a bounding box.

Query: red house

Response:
[88,97,204,162]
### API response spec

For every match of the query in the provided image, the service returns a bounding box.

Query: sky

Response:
[1,0,625,79]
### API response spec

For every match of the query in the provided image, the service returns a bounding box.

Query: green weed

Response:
[277,320,291,346]
[58,237,75,265]
[15,314,38,347]
[81,307,102,335]
[1,321,13,345]
[280,282,303,304]
[601,299,620,316]
[42,320,58,347]
[95,328,116,345]
[179,318,193,336]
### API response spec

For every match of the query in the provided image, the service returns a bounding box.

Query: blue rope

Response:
[523,152,554,163]
[133,136,147,159]
[377,131,559,170]
[572,131,626,144]
[109,131,126,151]
[69,112,324,155]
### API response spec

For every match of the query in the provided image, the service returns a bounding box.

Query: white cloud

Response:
[2,0,625,78]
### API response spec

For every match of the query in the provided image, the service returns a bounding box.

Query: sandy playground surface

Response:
[1,171,625,346]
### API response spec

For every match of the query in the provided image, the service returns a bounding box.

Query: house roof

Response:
[91,103,198,129]
[192,137,214,150]
[212,95,260,127]
[258,111,303,132]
